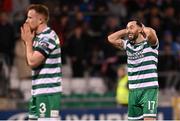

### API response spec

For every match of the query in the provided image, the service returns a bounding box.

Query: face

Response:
[25,10,41,31]
[117,67,126,78]
[126,21,141,41]
[0,12,8,23]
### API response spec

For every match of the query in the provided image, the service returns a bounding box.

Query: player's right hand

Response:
[21,23,35,45]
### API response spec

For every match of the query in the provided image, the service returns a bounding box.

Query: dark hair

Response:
[136,20,143,27]
[27,4,49,22]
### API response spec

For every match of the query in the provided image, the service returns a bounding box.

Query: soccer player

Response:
[108,20,159,120]
[21,4,61,121]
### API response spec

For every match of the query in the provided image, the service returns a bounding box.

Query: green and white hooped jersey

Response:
[32,27,62,96]
[122,39,159,90]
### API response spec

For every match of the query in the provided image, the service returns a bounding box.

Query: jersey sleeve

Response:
[34,37,56,58]
[151,40,159,50]
[146,38,159,50]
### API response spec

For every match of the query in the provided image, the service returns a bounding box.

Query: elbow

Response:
[107,35,113,43]
[150,28,156,34]
[28,61,40,69]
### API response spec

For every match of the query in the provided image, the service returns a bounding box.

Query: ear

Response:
[138,27,143,33]
[39,19,43,24]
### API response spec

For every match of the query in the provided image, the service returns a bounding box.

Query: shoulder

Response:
[39,30,57,43]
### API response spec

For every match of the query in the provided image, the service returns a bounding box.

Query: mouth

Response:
[128,33,134,38]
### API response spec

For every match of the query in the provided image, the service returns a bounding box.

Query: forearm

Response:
[108,29,127,48]
[108,29,127,41]
[24,41,46,68]
[25,43,36,67]
[145,27,158,46]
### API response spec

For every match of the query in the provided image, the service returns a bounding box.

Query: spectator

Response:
[14,38,31,80]
[149,16,163,39]
[66,25,89,77]
[159,30,177,54]
[14,38,31,100]
[0,11,16,68]
[50,14,70,64]
[162,6,178,34]
[91,0,108,32]
[158,44,178,90]
[107,0,127,18]
[12,0,29,16]
[116,64,128,107]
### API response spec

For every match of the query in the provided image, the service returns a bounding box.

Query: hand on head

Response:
[140,27,147,38]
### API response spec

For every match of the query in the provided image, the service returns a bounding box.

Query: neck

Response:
[36,23,48,34]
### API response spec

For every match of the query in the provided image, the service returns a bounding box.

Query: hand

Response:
[140,27,151,39]
[21,23,35,45]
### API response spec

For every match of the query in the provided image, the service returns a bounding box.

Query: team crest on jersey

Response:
[127,50,144,60]
[127,42,145,60]
[41,37,49,42]
[38,37,49,48]
[39,41,49,48]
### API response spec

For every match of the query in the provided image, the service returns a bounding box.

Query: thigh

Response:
[128,90,143,120]
[142,88,158,118]
[36,93,61,118]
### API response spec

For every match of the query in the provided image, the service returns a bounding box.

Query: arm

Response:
[107,29,127,49]
[25,42,45,68]
[21,23,45,68]
[141,27,158,47]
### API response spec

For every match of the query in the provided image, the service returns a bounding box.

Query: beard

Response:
[128,33,138,45]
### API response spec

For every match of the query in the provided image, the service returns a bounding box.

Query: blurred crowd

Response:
[0,0,180,98]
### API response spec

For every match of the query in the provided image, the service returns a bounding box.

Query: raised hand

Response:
[140,27,152,39]
[21,23,35,45]
[139,25,147,38]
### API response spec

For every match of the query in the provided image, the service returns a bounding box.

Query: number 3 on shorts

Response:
[148,101,155,110]
[39,103,46,113]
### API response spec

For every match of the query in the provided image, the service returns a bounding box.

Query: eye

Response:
[130,25,134,29]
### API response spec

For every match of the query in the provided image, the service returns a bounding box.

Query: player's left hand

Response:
[140,27,151,39]
[21,23,35,44]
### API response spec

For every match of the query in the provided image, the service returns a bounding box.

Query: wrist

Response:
[25,39,32,45]
[123,29,128,34]
[120,29,128,37]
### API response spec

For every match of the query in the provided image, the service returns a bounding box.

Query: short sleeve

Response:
[148,39,159,50]
[34,37,56,58]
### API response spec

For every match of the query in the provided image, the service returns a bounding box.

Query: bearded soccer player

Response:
[108,20,159,120]
[21,4,61,121]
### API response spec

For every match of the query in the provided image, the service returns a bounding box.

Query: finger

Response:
[23,23,30,33]
[21,27,25,41]
[141,29,146,38]
[23,23,27,28]
[142,24,145,28]
[21,26,24,36]
[22,24,26,33]
[32,31,35,36]
[26,23,31,32]
[20,27,23,33]
[26,23,31,29]
[23,23,28,31]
